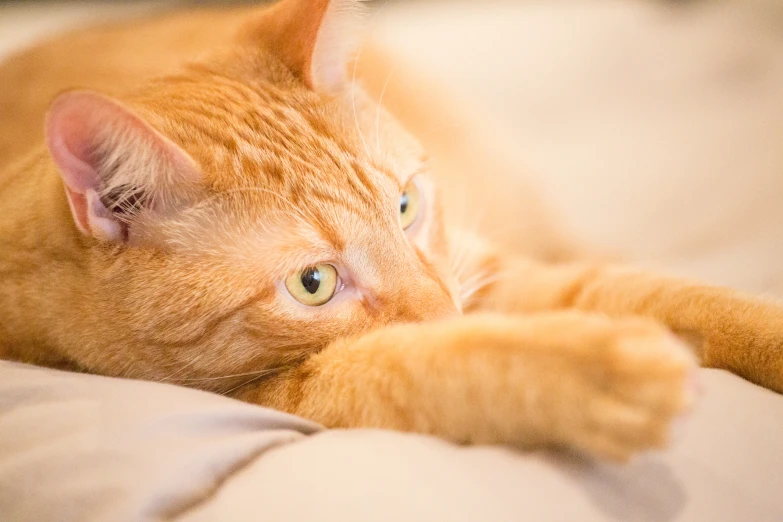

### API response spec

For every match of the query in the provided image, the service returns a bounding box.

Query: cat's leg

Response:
[240,312,696,462]
[475,257,783,393]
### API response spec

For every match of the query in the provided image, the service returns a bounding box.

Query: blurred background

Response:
[2,0,783,295]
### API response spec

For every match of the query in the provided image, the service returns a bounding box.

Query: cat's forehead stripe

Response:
[157,79,397,206]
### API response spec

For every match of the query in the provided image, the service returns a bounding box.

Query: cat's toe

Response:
[573,326,699,462]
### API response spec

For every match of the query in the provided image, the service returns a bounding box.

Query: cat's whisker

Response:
[374,65,398,152]
[350,59,372,160]
[460,273,502,304]
[166,367,281,384]
[450,243,472,283]
[452,261,472,289]
[447,232,472,279]
[447,223,472,271]
[458,260,506,292]
[449,231,480,283]
[159,353,204,383]
[349,0,396,159]
[458,269,490,291]
[220,367,287,396]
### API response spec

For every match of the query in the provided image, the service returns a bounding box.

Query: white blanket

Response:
[1,361,782,522]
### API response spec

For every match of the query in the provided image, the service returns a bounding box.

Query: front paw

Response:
[556,320,699,462]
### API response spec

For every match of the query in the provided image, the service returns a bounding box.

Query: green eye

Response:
[285,264,338,306]
[400,180,421,230]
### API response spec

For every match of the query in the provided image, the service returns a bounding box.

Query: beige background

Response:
[369,0,783,295]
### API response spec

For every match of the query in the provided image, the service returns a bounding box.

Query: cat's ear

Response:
[249,0,366,93]
[46,91,200,242]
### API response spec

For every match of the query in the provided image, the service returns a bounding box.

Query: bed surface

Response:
[2,360,783,522]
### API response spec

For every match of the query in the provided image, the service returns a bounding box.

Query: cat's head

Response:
[44,0,462,389]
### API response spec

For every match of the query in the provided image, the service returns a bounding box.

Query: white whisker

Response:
[350,54,372,159]
[375,64,398,152]
[460,274,501,304]
[220,367,285,396]
[159,353,204,383]
[349,0,394,159]
[167,368,281,384]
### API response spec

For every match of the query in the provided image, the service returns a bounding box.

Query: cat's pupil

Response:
[301,268,321,295]
[400,192,409,215]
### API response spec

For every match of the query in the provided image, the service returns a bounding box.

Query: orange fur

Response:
[0,0,780,462]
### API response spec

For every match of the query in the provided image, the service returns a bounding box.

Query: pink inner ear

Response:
[47,93,121,238]
[62,185,122,241]
[250,0,362,93]
[46,92,110,195]
[45,91,200,241]
[62,185,91,235]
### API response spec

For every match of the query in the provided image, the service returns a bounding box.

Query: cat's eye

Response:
[285,264,339,307]
[399,180,421,230]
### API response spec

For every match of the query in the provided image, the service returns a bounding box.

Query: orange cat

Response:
[1,0,781,462]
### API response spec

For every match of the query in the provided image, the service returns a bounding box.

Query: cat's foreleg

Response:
[242,312,696,461]
[476,257,783,393]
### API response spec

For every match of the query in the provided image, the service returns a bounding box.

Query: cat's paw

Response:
[561,322,699,462]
